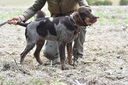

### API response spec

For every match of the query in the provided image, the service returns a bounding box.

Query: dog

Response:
[17,6,99,70]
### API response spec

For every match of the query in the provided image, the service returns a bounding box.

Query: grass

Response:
[0,7,48,22]
[0,77,15,85]
[124,20,128,24]
[28,78,67,85]
[0,6,127,24]
[94,9,128,24]
[0,8,25,20]
[0,76,67,85]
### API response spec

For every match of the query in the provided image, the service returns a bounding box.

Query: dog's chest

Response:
[55,23,78,42]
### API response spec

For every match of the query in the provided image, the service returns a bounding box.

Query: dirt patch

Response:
[0,6,128,85]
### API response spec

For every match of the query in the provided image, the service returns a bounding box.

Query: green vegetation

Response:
[0,7,127,24]
[87,0,112,5]
[0,76,67,85]
[0,7,50,20]
[0,8,25,20]
[124,20,128,24]
[120,0,128,5]
[93,10,128,24]
[93,0,112,5]
[0,77,14,85]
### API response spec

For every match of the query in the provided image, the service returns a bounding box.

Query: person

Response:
[8,0,90,63]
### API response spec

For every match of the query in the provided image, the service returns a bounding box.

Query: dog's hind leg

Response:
[34,39,45,65]
[67,42,73,65]
[20,40,36,64]
[59,42,66,70]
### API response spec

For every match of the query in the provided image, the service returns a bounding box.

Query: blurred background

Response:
[0,0,34,6]
[0,0,127,21]
[86,0,128,6]
[0,0,128,6]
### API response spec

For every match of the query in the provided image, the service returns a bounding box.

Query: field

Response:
[0,6,128,85]
[0,0,34,6]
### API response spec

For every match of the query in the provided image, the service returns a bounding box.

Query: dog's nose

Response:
[94,16,99,19]
[91,16,99,23]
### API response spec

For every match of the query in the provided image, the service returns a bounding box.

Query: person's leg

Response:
[43,41,59,63]
[43,14,62,65]
[73,26,86,61]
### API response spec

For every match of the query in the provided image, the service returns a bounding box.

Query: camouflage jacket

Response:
[22,0,89,21]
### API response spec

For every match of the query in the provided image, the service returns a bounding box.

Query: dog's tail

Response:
[17,22,29,27]
[17,11,45,27]
[35,10,46,19]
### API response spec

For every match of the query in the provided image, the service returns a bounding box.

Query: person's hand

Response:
[8,15,25,25]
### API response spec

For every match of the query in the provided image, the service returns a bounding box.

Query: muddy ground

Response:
[0,6,128,85]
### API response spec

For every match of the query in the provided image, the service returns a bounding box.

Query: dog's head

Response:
[74,6,99,26]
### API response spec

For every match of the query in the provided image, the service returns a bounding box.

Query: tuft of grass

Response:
[27,78,67,85]
[28,78,44,85]
[124,20,128,24]
[0,76,67,85]
[116,10,126,13]
[0,77,15,85]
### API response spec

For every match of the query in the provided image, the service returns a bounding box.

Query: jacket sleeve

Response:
[77,0,89,7]
[22,0,46,21]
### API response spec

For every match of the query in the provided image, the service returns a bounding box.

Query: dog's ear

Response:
[78,6,91,14]
[78,7,86,14]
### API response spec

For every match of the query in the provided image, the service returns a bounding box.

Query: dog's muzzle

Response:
[84,16,99,26]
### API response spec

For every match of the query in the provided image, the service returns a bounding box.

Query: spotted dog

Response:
[17,7,99,70]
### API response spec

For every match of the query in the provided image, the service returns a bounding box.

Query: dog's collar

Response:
[70,13,77,26]
[69,14,80,33]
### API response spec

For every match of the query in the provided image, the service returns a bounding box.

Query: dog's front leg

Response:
[58,42,66,70]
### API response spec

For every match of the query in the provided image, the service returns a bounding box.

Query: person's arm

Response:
[8,0,46,24]
[77,0,89,7]
[22,0,46,21]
